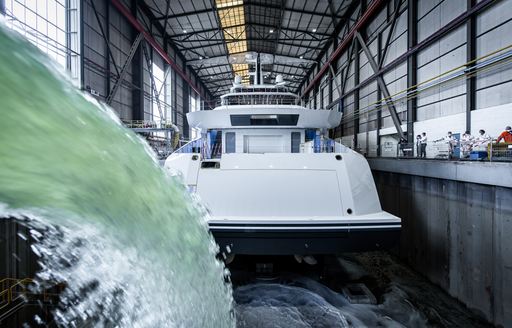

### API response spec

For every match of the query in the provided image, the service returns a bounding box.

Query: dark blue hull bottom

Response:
[209,224,401,255]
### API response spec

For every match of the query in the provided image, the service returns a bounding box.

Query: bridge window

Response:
[291,132,301,153]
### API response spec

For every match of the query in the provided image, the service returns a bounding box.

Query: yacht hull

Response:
[210,221,400,255]
[165,151,401,255]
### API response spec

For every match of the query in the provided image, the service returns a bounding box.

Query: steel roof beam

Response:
[167,23,332,39]
[176,39,323,51]
[187,53,317,66]
[153,2,345,21]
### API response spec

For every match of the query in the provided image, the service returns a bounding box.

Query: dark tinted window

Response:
[291,132,301,153]
[225,132,236,153]
[230,114,299,126]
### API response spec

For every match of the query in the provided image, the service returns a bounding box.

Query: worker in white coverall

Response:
[473,129,491,151]
[460,131,474,158]
[434,131,456,159]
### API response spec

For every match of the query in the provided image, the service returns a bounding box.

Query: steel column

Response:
[376,32,382,156]
[79,0,85,89]
[466,0,477,132]
[105,1,111,96]
[407,0,417,143]
[131,1,145,121]
[353,40,360,149]
[355,32,404,137]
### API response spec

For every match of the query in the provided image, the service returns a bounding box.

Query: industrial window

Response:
[151,61,165,123]
[225,132,236,153]
[4,0,80,84]
[291,132,301,153]
[190,92,200,139]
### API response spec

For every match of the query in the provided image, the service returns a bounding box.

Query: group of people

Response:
[413,126,512,159]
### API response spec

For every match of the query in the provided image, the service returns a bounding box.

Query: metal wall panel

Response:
[475,1,512,109]
[417,0,466,43]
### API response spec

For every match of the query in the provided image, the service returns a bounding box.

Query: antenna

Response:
[233,75,242,86]
[275,74,286,86]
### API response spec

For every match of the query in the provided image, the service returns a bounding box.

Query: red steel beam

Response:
[301,0,386,97]
[110,0,207,100]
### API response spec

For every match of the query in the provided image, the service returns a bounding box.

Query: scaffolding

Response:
[124,120,179,159]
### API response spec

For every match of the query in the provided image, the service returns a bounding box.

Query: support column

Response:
[466,0,476,132]
[376,32,382,156]
[105,1,111,96]
[131,0,145,120]
[79,0,85,89]
[407,0,418,143]
[353,41,360,149]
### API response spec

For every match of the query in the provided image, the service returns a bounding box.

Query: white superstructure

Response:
[165,55,400,255]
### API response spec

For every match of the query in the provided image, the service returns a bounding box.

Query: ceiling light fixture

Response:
[182,29,187,33]
[269,29,274,33]
[199,56,203,59]
[299,55,304,59]
[312,28,317,33]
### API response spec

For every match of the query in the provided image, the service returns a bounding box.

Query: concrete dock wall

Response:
[369,159,512,327]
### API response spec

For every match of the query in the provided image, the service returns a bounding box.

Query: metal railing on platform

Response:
[123,120,177,129]
[0,278,65,313]
[359,141,512,162]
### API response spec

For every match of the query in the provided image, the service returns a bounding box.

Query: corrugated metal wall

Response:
[81,0,211,135]
[300,0,512,153]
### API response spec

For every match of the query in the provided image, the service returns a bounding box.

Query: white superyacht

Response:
[165,54,401,255]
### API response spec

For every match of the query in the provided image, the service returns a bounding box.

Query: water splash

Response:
[0,24,233,327]
[234,276,426,328]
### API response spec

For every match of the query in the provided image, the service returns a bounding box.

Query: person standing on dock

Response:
[420,132,427,158]
[434,131,456,158]
[460,131,474,158]
[474,129,491,151]
[496,126,512,143]
[416,135,422,157]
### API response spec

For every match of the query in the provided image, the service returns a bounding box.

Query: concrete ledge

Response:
[368,158,512,188]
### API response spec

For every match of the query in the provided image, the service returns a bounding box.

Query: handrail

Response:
[0,289,10,310]
[0,277,65,314]
[10,278,34,303]
[173,138,202,154]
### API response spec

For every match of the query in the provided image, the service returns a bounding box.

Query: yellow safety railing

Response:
[0,278,65,312]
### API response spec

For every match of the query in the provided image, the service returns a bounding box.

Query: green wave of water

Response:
[0,24,233,327]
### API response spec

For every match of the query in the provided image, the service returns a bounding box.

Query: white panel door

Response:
[243,135,284,153]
